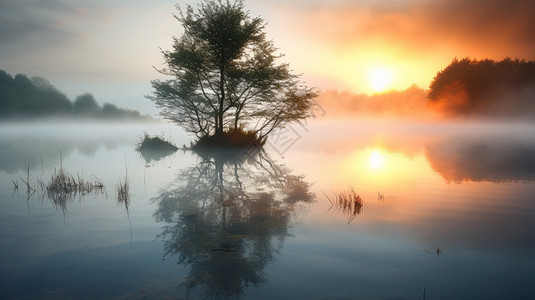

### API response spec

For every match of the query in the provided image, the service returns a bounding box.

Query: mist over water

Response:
[1,119,534,299]
[2,0,535,297]
[0,121,183,173]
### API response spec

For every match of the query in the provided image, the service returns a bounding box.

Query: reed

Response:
[116,177,130,207]
[11,179,19,190]
[116,156,130,208]
[325,186,363,224]
[116,157,132,246]
[8,160,105,226]
[18,165,35,193]
[377,191,385,201]
[46,168,104,205]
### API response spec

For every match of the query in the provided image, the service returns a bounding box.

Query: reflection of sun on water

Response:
[326,146,442,204]
[369,150,384,170]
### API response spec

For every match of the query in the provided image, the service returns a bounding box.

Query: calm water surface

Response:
[0,120,534,299]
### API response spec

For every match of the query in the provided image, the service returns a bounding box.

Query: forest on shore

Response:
[3,57,535,123]
[427,57,535,118]
[316,57,535,120]
[0,70,150,121]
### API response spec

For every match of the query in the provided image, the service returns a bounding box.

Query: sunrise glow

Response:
[369,149,384,169]
[368,67,393,93]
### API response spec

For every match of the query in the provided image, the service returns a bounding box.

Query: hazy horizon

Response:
[2,0,535,115]
[2,2,535,298]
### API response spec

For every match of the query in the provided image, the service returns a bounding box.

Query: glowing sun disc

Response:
[368,68,393,92]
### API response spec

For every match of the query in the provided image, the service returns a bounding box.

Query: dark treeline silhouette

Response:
[0,70,149,120]
[428,57,535,118]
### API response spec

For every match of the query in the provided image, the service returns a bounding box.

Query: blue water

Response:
[1,121,534,299]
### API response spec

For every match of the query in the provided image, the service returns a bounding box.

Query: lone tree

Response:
[149,0,318,148]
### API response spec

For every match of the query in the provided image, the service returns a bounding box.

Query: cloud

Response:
[0,1,81,55]
[271,0,535,93]
[0,1,129,76]
[291,0,535,59]
[412,0,535,57]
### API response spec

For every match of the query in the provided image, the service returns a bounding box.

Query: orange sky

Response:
[1,0,534,113]
[260,0,535,94]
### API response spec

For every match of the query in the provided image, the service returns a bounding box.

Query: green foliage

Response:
[136,133,178,162]
[0,71,72,118]
[428,57,535,117]
[31,76,73,115]
[137,133,178,152]
[149,0,317,145]
[193,127,263,150]
[73,93,100,116]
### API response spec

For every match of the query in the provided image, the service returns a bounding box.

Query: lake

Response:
[1,120,534,299]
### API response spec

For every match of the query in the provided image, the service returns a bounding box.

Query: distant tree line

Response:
[428,58,535,118]
[0,70,148,120]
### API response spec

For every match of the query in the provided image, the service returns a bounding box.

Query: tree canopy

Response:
[149,0,317,146]
[428,57,535,118]
[0,70,72,118]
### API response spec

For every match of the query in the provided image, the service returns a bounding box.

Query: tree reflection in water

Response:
[152,148,315,299]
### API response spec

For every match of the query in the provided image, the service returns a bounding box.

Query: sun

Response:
[368,67,393,93]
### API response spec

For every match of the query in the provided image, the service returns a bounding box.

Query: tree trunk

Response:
[234,103,242,129]
[217,65,225,137]
[214,114,219,136]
